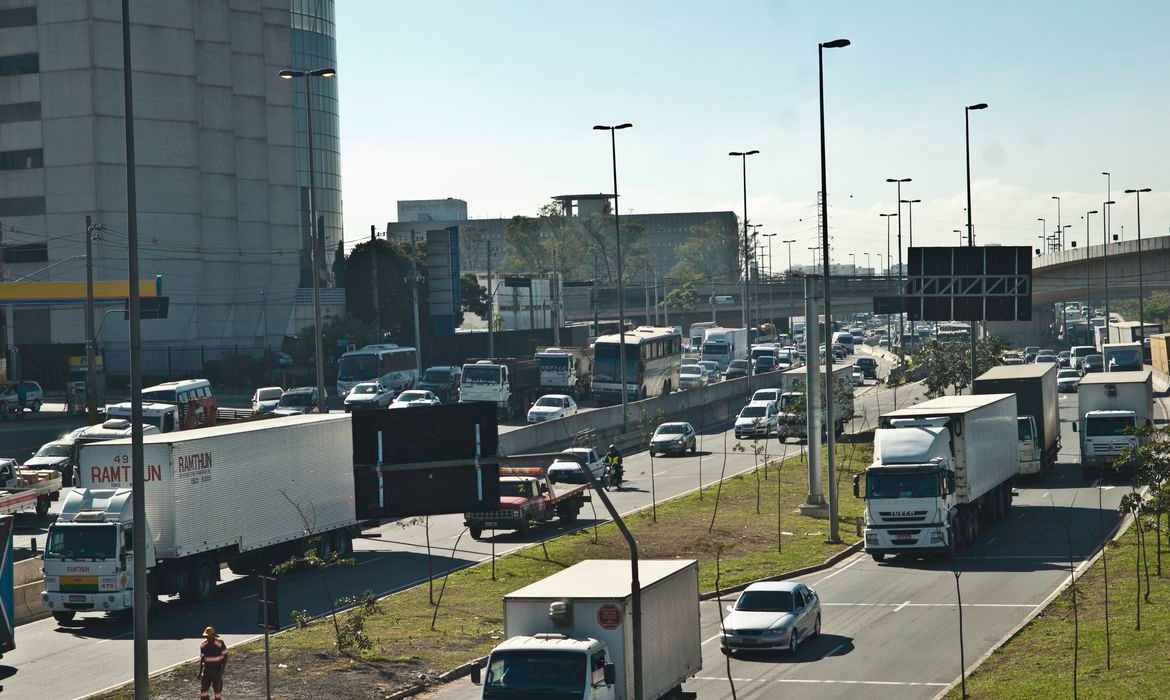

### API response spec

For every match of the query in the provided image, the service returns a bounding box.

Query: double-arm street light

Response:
[880,213,896,352]
[886,178,910,357]
[1125,188,1152,342]
[279,67,336,414]
[964,102,988,389]
[765,232,778,326]
[1084,210,1098,317]
[1052,195,1063,249]
[730,150,760,346]
[865,252,871,274]
[594,123,633,429]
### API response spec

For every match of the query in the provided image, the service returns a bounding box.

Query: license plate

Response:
[69,595,87,602]
[483,521,498,528]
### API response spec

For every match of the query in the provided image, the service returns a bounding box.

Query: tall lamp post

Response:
[783,238,796,331]
[1052,195,1063,249]
[880,213,896,343]
[730,150,760,354]
[279,67,336,414]
[1037,219,1046,254]
[818,37,849,544]
[765,232,778,327]
[887,178,911,356]
[953,229,963,246]
[1103,200,1115,325]
[849,253,856,274]
[964,102,988,389]
[901,197,921,341]
[1084,210,1098,322]
[594,123,633,430]
[1125,188,1152,344]
[865,252,871,275]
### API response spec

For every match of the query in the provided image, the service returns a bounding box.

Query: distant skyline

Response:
[335,1,1168,270]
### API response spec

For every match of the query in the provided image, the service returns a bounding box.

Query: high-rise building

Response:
[0,0,341,375]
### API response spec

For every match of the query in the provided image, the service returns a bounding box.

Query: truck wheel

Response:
[516,520,530,538]
[31,400,42,413]
[1001,486,1012,515]
[53,611,76,624]
[316,532,335,562]
[558,502,579,525]
[871,552,886,563]
[35,494,50,516]
[469,526,483,540]
[333,529,353,558]
[182,558,217,603]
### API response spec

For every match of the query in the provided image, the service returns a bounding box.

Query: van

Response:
[832,331,855,355]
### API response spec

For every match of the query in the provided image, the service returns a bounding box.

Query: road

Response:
[423,380,1158,700]
[0,358,902,700]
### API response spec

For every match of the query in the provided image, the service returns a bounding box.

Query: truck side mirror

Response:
[603,662,616,685]
[852,474,862,499]
[470,666,481,685]
[1071,421,1078,433]
[946,472,956,495]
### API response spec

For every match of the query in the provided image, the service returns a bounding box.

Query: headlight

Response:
[931,531,945,543]
[766,627,790,637]
[866,532,879,545]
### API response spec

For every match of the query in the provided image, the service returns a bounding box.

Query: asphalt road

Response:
[423,380,1156,700]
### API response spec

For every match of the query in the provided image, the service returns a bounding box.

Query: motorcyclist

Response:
[604,444,624,486]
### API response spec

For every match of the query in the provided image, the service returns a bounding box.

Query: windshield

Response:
[141,388,176,403]
[703,341,729,355]
[257,388,282,401]
[681,365,703,376]
[534,397,564,407]
[1086,415,1135,437]
[46,524,117,560]
[656,424,687,435]
[741,406,767,418]
[36,443,71,458]
[1072,347,1094,358]
[1018,417,1034,441]
[279,392,313,407]
[1108,348,1142,367]
[338,354,378,382]
[398,391,428,402]
[729,361,749,370]
[483,650,585,699]
[499,480,536,498]
[463,365,503,384]
[422,369,451,383]
[353,385,379,395]
[735,589,793,612]
[751,348,773,358]
[593,344,638,383]
[756,357,776,367]
[537,356,569,373]
[867,472,939,499]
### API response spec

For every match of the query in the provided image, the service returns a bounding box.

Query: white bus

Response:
[337,344,419,397]
[591,326,682,404]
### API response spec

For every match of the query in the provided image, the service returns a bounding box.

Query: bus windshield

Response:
[141,388,176,403]
[338,354,378,382]
[593,344,639,383]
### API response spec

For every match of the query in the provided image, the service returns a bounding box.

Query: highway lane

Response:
[2,376,894,700]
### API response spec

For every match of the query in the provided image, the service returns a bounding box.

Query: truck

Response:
[1102,342,1143,372]
[700,327,749,371]
[66,419,163,485]
[974,363,1060,478]
[1105,320,1163,347]
[775,363,856,441]
[464,465,591,540]
[854,393,1018,560]
[1073,370,1154,479]
[0,459,62,517]
[472,559,702,700]
[460,358,542,420]
[42,414,359,623]
[535,346,594,400]
[688,321,717,353]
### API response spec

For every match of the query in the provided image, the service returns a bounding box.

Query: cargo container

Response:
[974,363,1060,477]
[1074,370,1154,478]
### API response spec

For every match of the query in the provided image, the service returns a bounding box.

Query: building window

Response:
[3,242,47,263]
[0,101,40,124]
[0,7,36,28]
[0,148,42,170]
[0,196,45,217]
[0,53,38,76]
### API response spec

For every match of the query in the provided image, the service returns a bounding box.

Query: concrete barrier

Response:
[14,557,41,587]
[14,582,48,625]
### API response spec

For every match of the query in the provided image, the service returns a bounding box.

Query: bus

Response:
[337,344,419,398]
[936,322,972,344]
[107,378,217,430]
[591,326,682,404]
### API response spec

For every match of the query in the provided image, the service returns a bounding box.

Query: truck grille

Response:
[466,510,523,521]
[878,511,928,522]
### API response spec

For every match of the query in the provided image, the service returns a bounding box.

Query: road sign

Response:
[503,276,531,288]
[872,296,904,314]
[597,603,622,630]
[905,246,1031,322]
[257,575,279,630]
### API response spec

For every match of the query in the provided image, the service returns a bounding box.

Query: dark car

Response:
[855,356,879,379]
[753,356,778,373]
[725,360,751,380]
[418,365,461,403]
[1082,354,1104,374]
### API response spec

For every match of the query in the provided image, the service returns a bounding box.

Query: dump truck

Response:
[974,363,1060,477]
[534,346,594,400]
[460,358,542,420]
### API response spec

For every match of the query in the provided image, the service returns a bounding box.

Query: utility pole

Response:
[370,225,381,344]
[85,216,99,424]
[409,229,422,373]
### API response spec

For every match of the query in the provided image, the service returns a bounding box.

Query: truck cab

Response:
[1077,409,1146,476]
[1016,416,1042,476]
[460,361,511,418]
[475,634,616,700]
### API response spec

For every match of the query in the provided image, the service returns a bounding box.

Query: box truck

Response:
[775,363,856,440]
[974,363,1060,477]
[472,559,701,700]
[1073,370,1154,479]
[700,327,749,371]
[854,394,1018,560]
[1102,342,1143,372]
[42,414,359,622]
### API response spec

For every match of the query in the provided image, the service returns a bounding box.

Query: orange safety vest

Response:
[200,638,227,668]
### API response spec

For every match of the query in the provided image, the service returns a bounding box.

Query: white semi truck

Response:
[472,559,701,700]
[42,414,359,623]
[534,347,593,400]
[775,362,856,441]
[1074,370,1154,479]
[854,394,1018,561]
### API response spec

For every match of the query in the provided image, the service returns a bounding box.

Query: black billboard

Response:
[904,246,1032,322]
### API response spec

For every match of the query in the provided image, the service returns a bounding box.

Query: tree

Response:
[344,238,426,343]
[920,334,1008,397]
[459,273,490,327]
[503,204,588,281]
[331,240,347,288]
[665,280,701,313]
[290,313,372,367]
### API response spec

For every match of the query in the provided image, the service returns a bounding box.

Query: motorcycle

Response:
[601,460,623,491]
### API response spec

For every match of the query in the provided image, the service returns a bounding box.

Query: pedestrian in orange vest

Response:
[198,626,228,700]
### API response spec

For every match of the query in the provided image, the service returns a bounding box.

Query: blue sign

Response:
[0,515,13,654]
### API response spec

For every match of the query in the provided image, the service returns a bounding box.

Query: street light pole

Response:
[1125,188,1152,345]
[594,124,633,427]
[880,213,896,344]
[1052,195,1062,249]
[818,37,849,545]
[1103,200,1115,325]
[783,238,796,333]
[887,178,910,357]
[279,67,336,414]
[765,232,778,328]
[1084,210,1098,322]
[730,150,760,361]
[901,197,921,342]
[964,103,988,389]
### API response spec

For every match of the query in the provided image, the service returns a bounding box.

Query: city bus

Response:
[337,344,419,398]
[591,326,682,404]
[107,378,217,429]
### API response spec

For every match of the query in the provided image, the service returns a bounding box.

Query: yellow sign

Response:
[68,355,104,370]
[0,280,158,305]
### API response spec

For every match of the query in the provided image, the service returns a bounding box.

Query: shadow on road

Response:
[725,633,855,664]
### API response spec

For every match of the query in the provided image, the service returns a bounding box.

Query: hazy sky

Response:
[335,1,1169,270]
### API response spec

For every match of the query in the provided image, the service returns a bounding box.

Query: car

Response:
[725,360,751,381]
[855,356,878,379]
[344,381,394,411]
[1024,352,1038,364]
[0,380,44,416]
[1034,354,1058,364]
[546,447,605,484]
[1082,354,1104,374]
[749,388,781,409]
[418,365,461,403]
[1057,368,1081,392]
[26,440,75,486]
[878,338,891,348]
[251,386,284,414]
[697,360,723,383]
[272,386,324,415]
[680,364,708,390]
[720,581,821,654]
[850,366,864,386]
[649,422,697,456]
[753,355,779,373]
[1024,346,1041,356]
[389,390,441,409]
[735,401,778,439]
[1057,350,1072,368]
[273,351,294,367]
[527,394,578,423]
[1003,357,1025,366]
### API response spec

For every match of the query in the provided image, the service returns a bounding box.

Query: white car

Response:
[680,364,708,390]
[389,390,441,409]
[721,581,821,654]
[527,394,578,423]
[735,401,778,439]
[1057,368,1081,392]
[547,447,605,484]
[850,367,864,386]
[344,382,394,411]
[252,386,284,414]
[749,388,781,410]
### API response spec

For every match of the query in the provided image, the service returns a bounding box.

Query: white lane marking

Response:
[357,555,383,567]
[821,602,1035,608]
[1040,492,1050,499]
[893,600,911,612]
[1102,485,1116,491]
[702,632,723,646]
[691,677,948,687]
[986,536,998,545]
[693,677,756,682]
[1017,512,1027,519]
[809,553,864,586]
[824,643,845,657]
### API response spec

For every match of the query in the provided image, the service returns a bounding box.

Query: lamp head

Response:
[967,103,988,111]
[822,39,850,48]
[310,68,336,78]
[277,70,301,79]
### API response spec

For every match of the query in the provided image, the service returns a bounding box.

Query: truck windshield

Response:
[1108,348,1141,369]
[867,472,939,499]
[1018,418,1034,441]
[1085,416,1135,437]
[499,481,536,498]
[536,356,569,373]
[45,524,117,560]
[483,650,586,699]
[462,366,502,384]
[702,342,729,356]
[779,395,804,412]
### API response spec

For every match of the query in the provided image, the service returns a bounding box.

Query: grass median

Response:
[946,518,1170,698]
[99,435,873,700]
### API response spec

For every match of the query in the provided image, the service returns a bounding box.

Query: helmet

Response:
[609,444,618,452]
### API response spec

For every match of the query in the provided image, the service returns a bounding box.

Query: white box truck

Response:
[472,559,701,700]
[1074,370,1154,479]
[1102,342,1143,372]
[775,363,856,440]
[42,414,359,623]
[700,327,749,371]
[854,394,1018,561]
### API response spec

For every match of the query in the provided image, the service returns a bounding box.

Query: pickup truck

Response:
[465,466,591,540]
[0,459,62,516]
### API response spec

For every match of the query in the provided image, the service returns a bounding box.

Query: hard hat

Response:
[203,626,216,637]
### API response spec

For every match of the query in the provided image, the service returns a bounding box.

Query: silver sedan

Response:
[720,581,821,655]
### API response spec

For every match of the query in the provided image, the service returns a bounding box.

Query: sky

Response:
[334,1,1170,271]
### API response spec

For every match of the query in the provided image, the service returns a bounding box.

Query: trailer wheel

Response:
[333,529,353,559]
[469,526,483,540]
[316,532,335,562]
[35,494,50,517]
[182,558,217,603]
[52,611,76,624]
